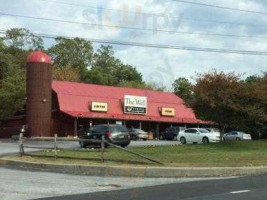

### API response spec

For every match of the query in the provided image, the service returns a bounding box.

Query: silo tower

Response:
[26,51,52,137]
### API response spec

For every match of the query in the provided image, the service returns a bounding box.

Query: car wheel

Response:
[143,139,147,141]
[236,137,241,141]
[79,141,86,148]
[202,137,209,144]
[180,137,186,144]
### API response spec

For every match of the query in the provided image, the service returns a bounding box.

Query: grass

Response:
[7,140,267,167]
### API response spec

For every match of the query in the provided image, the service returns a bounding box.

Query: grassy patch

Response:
[8,140,267,167]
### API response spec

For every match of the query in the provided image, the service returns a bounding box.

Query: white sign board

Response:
[124,95,147,115]
[91,102,108,112]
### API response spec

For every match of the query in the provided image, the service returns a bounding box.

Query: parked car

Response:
[128,128,148,141]
[79,124,131,148]
[178,128,220,144]
[160,127,185,140]
[206,128,221,135]
[223,131,252,141]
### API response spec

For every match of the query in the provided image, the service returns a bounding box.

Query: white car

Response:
[178,128,220,144]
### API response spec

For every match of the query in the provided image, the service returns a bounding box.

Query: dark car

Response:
[79,124,131,148]
[160,127,185,140]
[128,128,148,141]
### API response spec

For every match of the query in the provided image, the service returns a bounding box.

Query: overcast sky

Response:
[0,0,267,88]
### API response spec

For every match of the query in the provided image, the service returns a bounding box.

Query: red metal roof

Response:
[27,51,51,64]
[52,81,203,124]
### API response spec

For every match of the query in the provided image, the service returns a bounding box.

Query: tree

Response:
[245,75,261,84]
[172,77,193,103]
[52,66,81,82]
[4,28,44,50]
[115,64,143,85]
[0,28,43,121]
[190,70,266,138]
[0,37,4,50]
[48,37,94,71]
[81,69,111,85]
[84,45,143,86]
[93,45,119,73]
[0,65,26,120]
[0,52,17,81]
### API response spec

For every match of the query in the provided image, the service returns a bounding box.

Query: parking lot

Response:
[0,139,180,156]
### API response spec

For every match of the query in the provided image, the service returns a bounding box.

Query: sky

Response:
[0,0,267,89]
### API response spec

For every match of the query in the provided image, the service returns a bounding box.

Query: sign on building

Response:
[161,107,175,117]
[124,95,147,115]
[91,102,108,112]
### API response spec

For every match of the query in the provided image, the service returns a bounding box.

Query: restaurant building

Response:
[0,51,209,138]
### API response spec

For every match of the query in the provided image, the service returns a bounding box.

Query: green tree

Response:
[0,65,26,120]
[0,28,42,121]
[190,70,266,139]
[84,45,143,86]
[4,28,44,50]
[172,77,193,103]
[92,45,120,73]
[48,37,94,71]
[81,69,111,85]
[0,52,17,81]
[245,75,261,84]
[0,37,4,50]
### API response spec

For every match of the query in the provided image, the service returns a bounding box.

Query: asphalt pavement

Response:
[35,175,267,200]
[0,139,180,156]
[0,167,226,200]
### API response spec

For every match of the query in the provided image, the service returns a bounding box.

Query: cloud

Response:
[0,0,266,88]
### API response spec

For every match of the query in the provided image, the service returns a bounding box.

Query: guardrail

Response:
[18,133,163,165]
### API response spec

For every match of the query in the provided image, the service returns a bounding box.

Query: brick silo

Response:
[26,51,52,137]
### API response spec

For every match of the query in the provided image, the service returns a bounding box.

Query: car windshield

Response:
[110,126,128,133]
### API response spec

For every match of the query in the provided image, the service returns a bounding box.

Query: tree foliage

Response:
[185,70,267,137]
[52,66,81,82]
[82,45,143,86]
[0,65,26,120]
[48,37,94,71]
[172,77,193,103]
[4,28,44,50]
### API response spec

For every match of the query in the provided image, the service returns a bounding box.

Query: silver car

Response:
[223,131,252,141]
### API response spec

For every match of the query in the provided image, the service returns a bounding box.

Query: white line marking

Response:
[230,190,251,194]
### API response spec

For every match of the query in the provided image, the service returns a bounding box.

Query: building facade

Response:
[0,51,210,138]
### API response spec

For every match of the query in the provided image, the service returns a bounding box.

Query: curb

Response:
[1,158,267,177]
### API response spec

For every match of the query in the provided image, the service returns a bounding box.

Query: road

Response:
[35,175,267,200]
[0,167,226,200]
[0,139,180,156]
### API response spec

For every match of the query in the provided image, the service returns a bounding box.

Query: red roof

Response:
[27,51,51,64]
[52,81,203,124]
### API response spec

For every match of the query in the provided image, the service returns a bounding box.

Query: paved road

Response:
[0,167,225,200]
[35,175,267,200]
[0,139,180,156]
